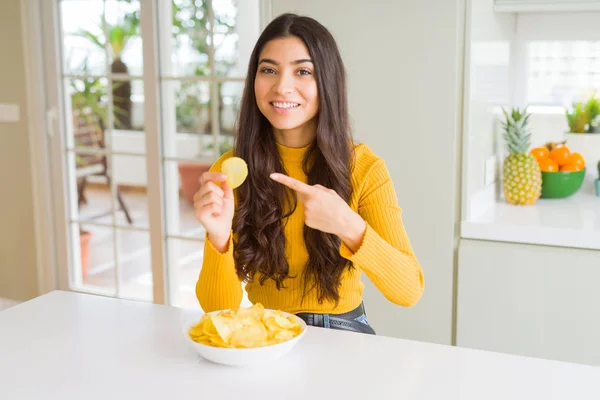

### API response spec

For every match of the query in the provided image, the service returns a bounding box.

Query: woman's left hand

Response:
[270,173,366,252]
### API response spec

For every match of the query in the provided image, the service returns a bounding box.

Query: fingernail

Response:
[270,173,278,180]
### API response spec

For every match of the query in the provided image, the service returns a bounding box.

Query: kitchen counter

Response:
[1,291,600,399]
[461,177,600,250]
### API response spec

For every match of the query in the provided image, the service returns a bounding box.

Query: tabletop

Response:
[1,290,599,399]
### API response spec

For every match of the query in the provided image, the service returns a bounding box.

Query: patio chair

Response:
[73,111,133,224]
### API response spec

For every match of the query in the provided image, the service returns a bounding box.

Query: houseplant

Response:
[70,67,107,280]
[564,92,600,178]
[77,7,139,129]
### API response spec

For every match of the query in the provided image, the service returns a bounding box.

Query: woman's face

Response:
[254,36,319,134]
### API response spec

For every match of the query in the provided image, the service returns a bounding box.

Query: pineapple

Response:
[501,107,542,205]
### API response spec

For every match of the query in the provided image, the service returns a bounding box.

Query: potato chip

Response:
[211,315,244,343]
[236,302,264,318]
[273,330,294,342]
[188,303,303,349]
[202,316,218,336]
[229,323,268,348]
[188,320,205,338]
[221,157,248,189]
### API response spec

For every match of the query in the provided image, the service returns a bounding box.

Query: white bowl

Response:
[182,309,307,367]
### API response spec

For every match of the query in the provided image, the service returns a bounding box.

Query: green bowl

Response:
[541,168,586,199]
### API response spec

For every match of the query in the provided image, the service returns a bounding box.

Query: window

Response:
[514,13,600,148]
[514,12,600,109]
[526,40,600,106]
[42,0,263,308]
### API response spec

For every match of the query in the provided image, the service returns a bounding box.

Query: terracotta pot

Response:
[80,230,92,279]
[178,163,212,205]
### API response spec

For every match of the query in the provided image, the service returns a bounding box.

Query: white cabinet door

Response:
[457,239,600,366]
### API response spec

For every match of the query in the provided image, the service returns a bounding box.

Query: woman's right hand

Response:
[193,172,235,252]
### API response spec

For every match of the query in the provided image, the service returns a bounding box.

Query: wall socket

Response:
[0,103,20,123]
[484,156,497,186]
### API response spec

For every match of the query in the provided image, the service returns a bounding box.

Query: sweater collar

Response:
[276,141,312,163]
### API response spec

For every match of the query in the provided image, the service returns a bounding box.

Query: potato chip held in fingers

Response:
[221,157,248,189]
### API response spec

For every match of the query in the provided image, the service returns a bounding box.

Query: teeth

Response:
[272,102,299,109]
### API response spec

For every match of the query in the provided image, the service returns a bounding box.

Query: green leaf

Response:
[76,30,105,49]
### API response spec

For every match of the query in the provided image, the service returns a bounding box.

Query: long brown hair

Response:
[233,13,353,305]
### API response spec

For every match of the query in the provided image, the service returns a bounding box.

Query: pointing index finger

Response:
[270,173,313,194]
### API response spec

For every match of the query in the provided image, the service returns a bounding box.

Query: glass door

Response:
[42,0,262,307]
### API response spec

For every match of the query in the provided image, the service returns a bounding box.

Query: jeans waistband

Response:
[295,303,376,335]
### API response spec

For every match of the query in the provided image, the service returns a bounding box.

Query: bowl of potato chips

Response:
[183,303,306,366]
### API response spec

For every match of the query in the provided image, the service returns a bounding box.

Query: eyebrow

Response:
[258,58,313,66]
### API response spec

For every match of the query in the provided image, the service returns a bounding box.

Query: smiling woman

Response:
[193,13,425,335]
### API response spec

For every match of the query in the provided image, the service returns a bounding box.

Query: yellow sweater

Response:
[196,142,424,314]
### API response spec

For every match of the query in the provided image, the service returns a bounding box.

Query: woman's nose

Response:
[273,73,294,95]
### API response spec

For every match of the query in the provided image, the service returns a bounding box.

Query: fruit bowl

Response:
[541,168,586,198]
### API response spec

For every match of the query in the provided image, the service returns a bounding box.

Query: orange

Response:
[530,147,549,161]
[568,152,586,168]
[549,145,572,166]
[560,163,583,172]
[538,158,559,172]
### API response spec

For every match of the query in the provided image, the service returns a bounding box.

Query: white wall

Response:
[462,0,516,219]
[0,0,39,302]
[272,0,464,345]
[528,110,569,147]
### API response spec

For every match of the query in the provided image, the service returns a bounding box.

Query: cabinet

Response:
[457,239,600,366]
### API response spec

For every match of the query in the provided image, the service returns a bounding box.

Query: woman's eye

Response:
[297,69,312,76]
[259,67,276,75]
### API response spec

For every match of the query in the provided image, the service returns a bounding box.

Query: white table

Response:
[1,291,599,399]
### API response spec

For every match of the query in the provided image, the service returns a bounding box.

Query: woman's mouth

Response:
[270,101,300,113]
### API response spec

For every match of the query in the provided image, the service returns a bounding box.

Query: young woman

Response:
[193,13,424,335]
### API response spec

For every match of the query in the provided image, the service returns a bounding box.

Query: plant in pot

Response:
[565,101,589,134]
[76,7,139,129]
[565,92,600,133]
[564,92,600,179]
[585,93,600,133]
[70,70,107,280]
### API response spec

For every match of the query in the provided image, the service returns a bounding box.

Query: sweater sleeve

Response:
[195,153,243,312]
[339,159,424,307]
